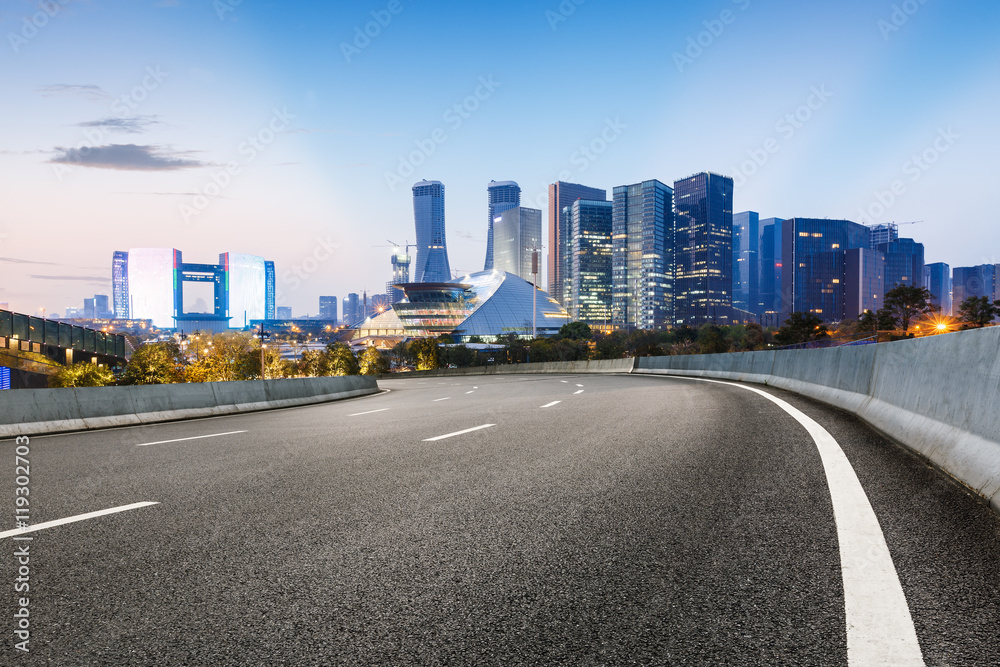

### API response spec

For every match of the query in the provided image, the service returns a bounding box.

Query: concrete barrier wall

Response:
[400,358,637,378]
[0,376,379,437]
[635,327,1000,513]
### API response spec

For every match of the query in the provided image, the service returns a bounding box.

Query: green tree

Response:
[408,338,441,370]
[441,344,477,368]
[884,285,934,333]
[120,341,185,385]
[743,322,766,351]
[558,321,593,340]
[697,324,731,354]
[326,343,360,375]
[774,312,830,346]
[956,296,999,328]
[296,349,325,377]
[359,346,390,375]
[593,331,626,360]
[50,362,115,388]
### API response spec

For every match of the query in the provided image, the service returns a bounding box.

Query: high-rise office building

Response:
[276,306,292,320]
[83,298,96,319]
[412,180,451,282]
[781,219,870,322]
[493,206,542,283]
[674,172,735,327]
[548,181,606,305]
[612,179,674,330]
[758,217,786,325]
[845,248,886,320]
[868,222,899,248]
[220,253,266,328]
[485,180,521,271]
[876,238,924,294]
[94,294,111,319]
[319,296,337,321]
[567,199,613,324]
[732,211,760,315]
[112,251,129,318]
[923,262,951,315]
[344,292,361,325]
[128,248,182,328]
[952,264,999,308]
[264,261,276,320]
[388,250,411,303]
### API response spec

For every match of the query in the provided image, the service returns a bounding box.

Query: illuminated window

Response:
[832,244,840,249]
[832,279,840,284]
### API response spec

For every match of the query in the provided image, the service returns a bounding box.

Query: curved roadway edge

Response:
[634,326,1000,516]
[0,376,380,438]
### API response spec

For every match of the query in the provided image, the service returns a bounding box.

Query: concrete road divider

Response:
[0,376,379,437]
[401,358,637,377]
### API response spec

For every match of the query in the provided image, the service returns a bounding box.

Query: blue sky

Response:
[1,0,997,317]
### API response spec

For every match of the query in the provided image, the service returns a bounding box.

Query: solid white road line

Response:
[540,401,561,408]
[666,376,924,665]
[349,408,390,417]
[135,431,247,447]
[422,424,496,442]
[574,390,584,395]
[433,397,452,402]
[0,502,160,539]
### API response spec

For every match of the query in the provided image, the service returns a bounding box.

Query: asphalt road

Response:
[2,373,999,665]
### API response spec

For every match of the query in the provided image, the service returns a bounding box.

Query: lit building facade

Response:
[567,199,613,324]
[388,250,411,303]
[112,250,129,318]
[612,179,674,330]
[732,211,760,315]
[781,219,870,322]
[221,253,266,327]
[127,248,181,328]
[924,262,951,315]
[265,261,276,320]
[383,270,570,341]
[548,181,606,305]
[319,296,338,321]
[673,172,734,327]
[493,206,542,283]
[484,180,521,270]
[412,180,451,282]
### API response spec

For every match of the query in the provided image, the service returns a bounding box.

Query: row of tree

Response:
[50,332,391,388]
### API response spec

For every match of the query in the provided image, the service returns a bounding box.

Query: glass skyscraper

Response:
[868,222,899,249]
[112,250,129,318]
[484,180,520,271]
[493,206,542,283]
[952,264,999,308]
[612,179,674,330]
[673,172,734,327]
[758,217,786,324]
[388,250,411,303]
[412,180,451,283]
[127,248,181,328]
[845,248,886,320]
[732,211,760,315]
[264,261,276,320]
[923,262,951,315]
[567,199,613,324]
[548,181,606,306]
[319,296,337,321]
[876,238,924,294]
[220,253,266,328]
[781,219,870,322]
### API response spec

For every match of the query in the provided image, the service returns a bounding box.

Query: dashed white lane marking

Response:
[540,401,561,408]
[433,397,452,402]
[473,386,478,389]
[560,380,569,383]
[0,502,160,539]
[423,424,496,442]
[666,376,923,665]
[574,390,584,395]
[135,431,247,447]
[576,384,584,387]
[349,408,390,417]
[465,391,475,394]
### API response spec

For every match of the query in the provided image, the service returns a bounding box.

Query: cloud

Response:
[0,149,49,155]
[29,275,111,283]
[37,84,111,102]
[49,144,208,171]
[0,256,60,266]
[76,116,160,134]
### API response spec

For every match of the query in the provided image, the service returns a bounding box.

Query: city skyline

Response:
[1,1,997,316]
